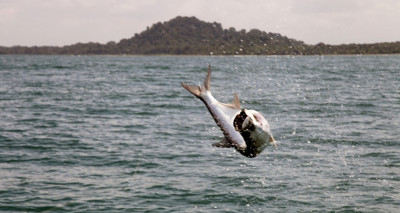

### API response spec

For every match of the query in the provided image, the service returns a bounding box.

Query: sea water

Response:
[0,55,399,212]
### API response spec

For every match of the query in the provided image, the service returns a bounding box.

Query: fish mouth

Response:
[234,109,258,131]
[233,109,248,131]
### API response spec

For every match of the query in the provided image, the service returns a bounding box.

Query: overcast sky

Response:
[1,0,399,46]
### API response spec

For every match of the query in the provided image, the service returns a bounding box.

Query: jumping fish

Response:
[181,65,276,158]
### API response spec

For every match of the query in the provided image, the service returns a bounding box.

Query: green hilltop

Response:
[1,16,399,55]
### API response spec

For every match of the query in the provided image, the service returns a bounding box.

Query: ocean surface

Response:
[0,55,399,212]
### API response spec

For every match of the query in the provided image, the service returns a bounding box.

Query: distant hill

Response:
[1,16,399,55]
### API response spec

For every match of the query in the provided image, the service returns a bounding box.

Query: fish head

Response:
[240,109,276,146]
[241,110,267,129]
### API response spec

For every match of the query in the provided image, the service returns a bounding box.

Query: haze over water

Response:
[0,55,399,212]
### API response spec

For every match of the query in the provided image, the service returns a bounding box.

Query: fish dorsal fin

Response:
[222,93,242,109]
[232,93,241,109]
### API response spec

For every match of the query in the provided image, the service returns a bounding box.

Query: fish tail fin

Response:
[203,64,211,91]
[181,65,211,98]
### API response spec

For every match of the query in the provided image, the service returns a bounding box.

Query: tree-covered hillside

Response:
[1,16,399,55]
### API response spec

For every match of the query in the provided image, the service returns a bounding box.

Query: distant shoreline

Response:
[1,16,399,55]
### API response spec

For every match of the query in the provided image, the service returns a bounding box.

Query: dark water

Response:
[0,55,399,212]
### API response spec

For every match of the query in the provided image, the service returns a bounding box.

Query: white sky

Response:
[1,0,399,46]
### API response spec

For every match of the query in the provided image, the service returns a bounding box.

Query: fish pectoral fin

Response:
[212,138,233,148]
[270,136,278,148]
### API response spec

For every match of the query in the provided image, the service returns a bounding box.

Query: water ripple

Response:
[0,55,399,212]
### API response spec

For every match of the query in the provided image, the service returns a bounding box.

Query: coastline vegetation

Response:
[1,16,399,55]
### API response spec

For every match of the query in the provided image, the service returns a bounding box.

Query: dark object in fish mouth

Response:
[234,109,247,131]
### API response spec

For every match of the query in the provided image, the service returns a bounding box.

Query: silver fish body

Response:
[181,65,275,158]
